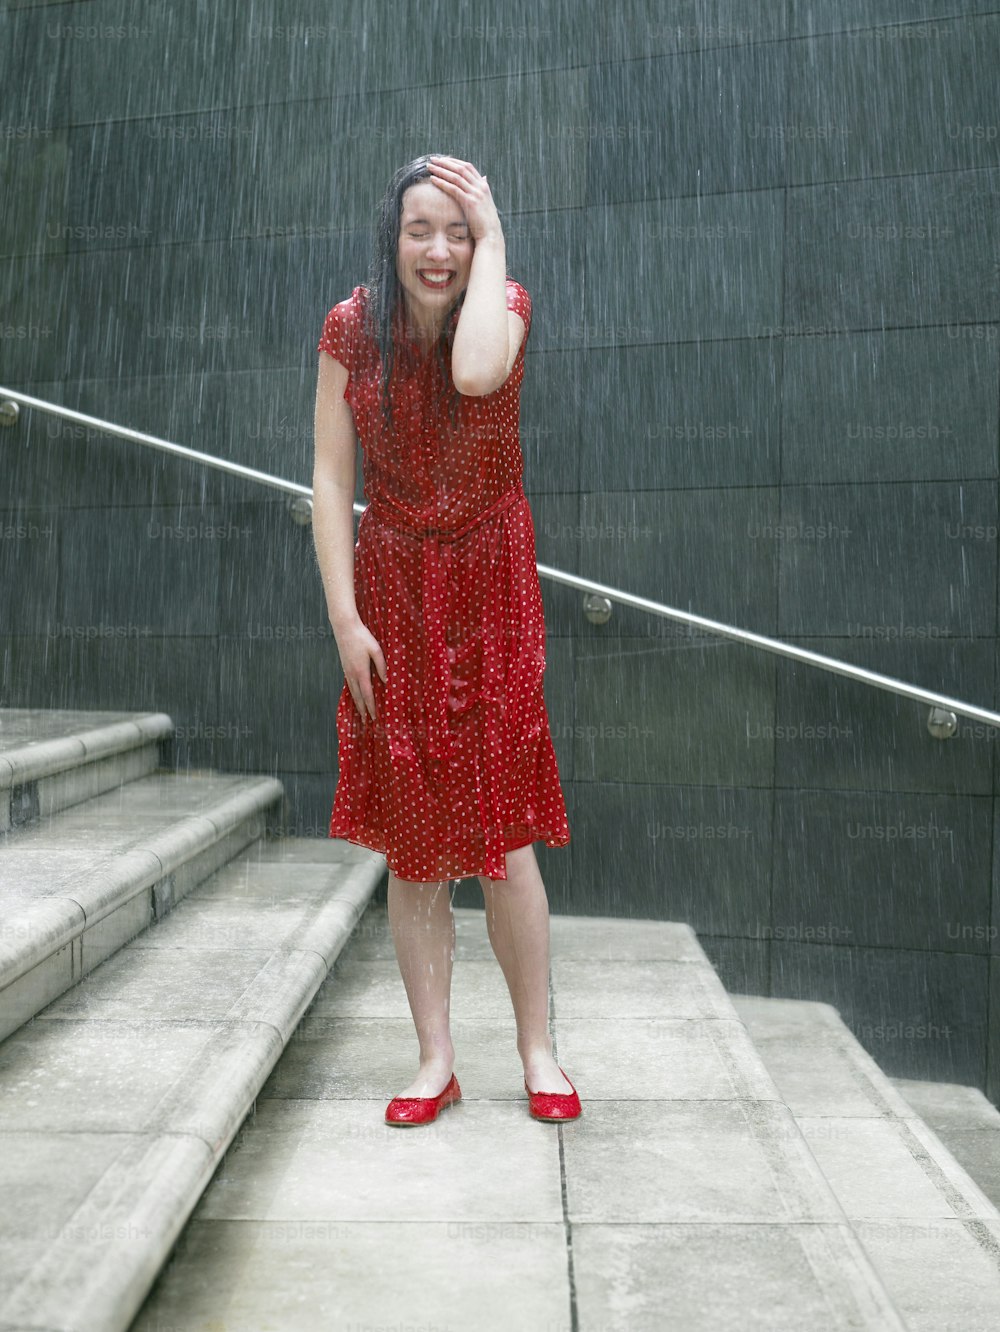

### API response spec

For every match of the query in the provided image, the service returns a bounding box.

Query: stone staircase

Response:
[0,709,385,1332]
[2,710,999,1330]
[130,929,1000,1329]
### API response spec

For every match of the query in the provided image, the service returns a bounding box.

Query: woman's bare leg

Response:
[386,871,457,1097]
[479,844,573,1094]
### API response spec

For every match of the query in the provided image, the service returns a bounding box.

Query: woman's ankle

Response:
[518,1039,555,1065]
[417,1047,455,1069]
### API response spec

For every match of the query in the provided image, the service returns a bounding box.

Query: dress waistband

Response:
[365,481,525,541]
[361,480,526,769]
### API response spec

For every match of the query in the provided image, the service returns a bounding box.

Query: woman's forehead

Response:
[400,181,467,227]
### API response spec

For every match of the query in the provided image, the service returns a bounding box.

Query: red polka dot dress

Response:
[317,277,570,883]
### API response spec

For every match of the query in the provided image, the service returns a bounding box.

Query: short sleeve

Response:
[506,278,532,342]
[317,287,363,369]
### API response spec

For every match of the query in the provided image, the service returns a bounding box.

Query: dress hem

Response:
[328,826,571,883]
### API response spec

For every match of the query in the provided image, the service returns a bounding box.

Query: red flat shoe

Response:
[525,1066,581,1121]
[385,1072,461,1126]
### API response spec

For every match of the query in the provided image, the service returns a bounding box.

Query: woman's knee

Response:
[388,874,452,911]
[479,844,538,894]
[389,870,449,889]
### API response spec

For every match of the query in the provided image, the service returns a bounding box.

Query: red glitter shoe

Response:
[525,1066,581,1121]
[384,1072,461,1126]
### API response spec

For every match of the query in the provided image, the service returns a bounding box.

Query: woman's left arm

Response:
[427,155,525,396]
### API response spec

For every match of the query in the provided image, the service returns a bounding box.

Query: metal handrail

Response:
[4,384,999,732]
[0,388,312,501]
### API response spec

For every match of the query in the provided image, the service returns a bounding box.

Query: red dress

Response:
[317,277,570,882]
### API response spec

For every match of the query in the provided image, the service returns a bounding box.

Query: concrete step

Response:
[0,835,385,1332]
[126,912,906,1332]
[0,766,287,1041]
[890,1076,1000,1213]
[732,993,1000,1331]
[0,709,174,831]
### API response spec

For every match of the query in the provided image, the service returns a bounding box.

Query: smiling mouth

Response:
[417,269,455,288]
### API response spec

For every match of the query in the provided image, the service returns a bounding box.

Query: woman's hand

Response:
[426,155,503,245]
[333,617,387,722]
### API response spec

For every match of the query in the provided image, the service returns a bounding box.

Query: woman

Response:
[312,154,576,1127]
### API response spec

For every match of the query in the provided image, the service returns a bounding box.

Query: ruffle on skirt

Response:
[328,483,570,882]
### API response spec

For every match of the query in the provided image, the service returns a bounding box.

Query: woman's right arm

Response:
[312,353,386,720]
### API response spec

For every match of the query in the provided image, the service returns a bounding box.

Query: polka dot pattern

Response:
[317,279,571,882]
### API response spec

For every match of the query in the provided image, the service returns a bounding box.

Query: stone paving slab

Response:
[572,1222,907,1332]
[33,946,282,1023]
[855,1218,1000,1332]
[1,1131,215,1332]
[232,836,375,866]
[0,848,116,901]
[0,710,173,787]
[553,1015,785,1102]
[0,1019,229,1134]
[548,912,709,963]
[894,1078,1000,1132]
[13,771,274,836]
[892,1076,1000,1211]
[563,1098,846,1225]
[0,709,158,750]
[551,955,736,1019]
[798,1113,1000,1222]
[0,1131,130,1294]
[131,1220,571,1332]
[197,1097,564,1223]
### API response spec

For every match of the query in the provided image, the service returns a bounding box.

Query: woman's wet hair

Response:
[365,154,467,436]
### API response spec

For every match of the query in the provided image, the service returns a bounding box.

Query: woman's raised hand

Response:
[334,618,387,722]
[426,155,503,244]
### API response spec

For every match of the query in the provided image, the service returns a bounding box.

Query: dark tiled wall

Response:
[2,0,999,1101]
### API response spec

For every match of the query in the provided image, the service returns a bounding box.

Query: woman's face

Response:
[395,180,474,326]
